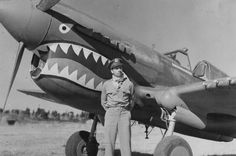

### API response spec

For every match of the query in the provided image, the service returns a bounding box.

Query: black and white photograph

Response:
[1,0,236,156]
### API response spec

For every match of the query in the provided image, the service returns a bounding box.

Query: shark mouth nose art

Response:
[31,43,112,91]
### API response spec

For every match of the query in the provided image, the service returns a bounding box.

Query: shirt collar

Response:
[112,75,126,83]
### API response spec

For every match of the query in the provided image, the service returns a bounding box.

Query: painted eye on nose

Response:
[59,24,71,34]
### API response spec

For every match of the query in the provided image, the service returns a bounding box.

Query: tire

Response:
[154,135,193,156]
[65,131,90,156]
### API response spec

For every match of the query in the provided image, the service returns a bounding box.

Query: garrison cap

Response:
[109,58,123,69]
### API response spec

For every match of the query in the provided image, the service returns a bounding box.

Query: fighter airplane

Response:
[1,0,236,156]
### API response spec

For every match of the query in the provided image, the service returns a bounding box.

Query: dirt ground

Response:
[1,118,236,156]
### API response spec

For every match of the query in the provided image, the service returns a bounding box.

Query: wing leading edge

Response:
[135,77,236,138]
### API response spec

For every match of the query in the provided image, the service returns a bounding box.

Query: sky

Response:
[1,0,236,112]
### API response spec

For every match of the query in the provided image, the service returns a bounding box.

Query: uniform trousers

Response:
[104,107,131,156]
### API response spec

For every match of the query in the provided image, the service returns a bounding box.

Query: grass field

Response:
[1,117,236,156]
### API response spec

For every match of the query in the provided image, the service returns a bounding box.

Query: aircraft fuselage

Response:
[28,4,201,114]
[2,0,233,142]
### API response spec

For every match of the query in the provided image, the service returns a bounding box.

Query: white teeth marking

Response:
[40,61,104,91]
[83,48,91,59]
[92,52,100,62]
[49,43,58,52]
[50,63,59,75]
[95,82,103,91]
[78,74,86,85]
[41,62,49,74]
[101,56,107,65]
[41,43,110,90]
[60,66,69,77]
[69,70,78,81]
[72,45,82,56]
[59,43,70,54]
[86,78,95,89]
[37,45,48,52]
[47,43,109,65]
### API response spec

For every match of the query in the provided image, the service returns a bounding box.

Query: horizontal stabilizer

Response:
[18,89,64,104]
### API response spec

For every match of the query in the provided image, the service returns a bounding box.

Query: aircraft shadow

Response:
[114,150,152,156]
[208,155,236,156]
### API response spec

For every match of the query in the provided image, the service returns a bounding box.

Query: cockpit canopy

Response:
[192,60,228,80]
[164,48,228,81]
[164,48,192,71]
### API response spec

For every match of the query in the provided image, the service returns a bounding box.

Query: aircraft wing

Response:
[18,89,64,104]
[136,77,236,130]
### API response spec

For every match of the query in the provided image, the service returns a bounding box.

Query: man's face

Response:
[111,66,123,78]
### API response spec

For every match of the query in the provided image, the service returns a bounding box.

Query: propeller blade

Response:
[36,0,61,11]
[3,42,25,110]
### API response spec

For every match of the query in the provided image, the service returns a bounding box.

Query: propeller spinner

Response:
[0,0,53,109]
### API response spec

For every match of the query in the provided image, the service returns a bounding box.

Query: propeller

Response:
[36,0,61,11]
[3,42,25,110]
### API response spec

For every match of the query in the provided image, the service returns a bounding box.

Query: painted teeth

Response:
[92,52,100,62]
[86,78,95,89]
[72,45,82,56]
[41,64,104,91]
[48,43,58,52]
[50,63,59,75]
[68,70,78,82]
[83,48,90,59]
[42,62,49,72]
[95,82,103,90]
[60,43,70,54]
[60,66,69,77]
[78,74,86,86]
[40,43,109,91]
[48,43,108,65]
[101,56,107,65]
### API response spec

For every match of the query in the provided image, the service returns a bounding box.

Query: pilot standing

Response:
[101,58,134,156]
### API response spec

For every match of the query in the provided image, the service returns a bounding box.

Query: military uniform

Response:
[101,58,134,156]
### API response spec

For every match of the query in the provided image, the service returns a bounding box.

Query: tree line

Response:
[0,107,90,123]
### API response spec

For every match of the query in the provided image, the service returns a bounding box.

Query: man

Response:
[101,58,134,156]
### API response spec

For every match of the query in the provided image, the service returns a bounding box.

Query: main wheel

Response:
[154,135,193,156]
[65,131,90,156]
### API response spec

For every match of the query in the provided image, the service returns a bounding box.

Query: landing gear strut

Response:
[165,111,176,137]
[154,109,193,156]
[86,115,99,156]
[65,114,99,156]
